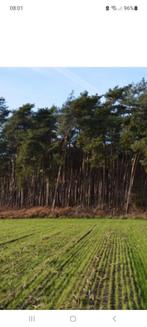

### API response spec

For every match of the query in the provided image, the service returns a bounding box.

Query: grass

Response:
[0,218,147,309]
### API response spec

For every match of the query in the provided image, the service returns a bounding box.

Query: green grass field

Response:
[0,218,147,309]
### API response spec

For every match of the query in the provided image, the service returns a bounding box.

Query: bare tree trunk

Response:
[52,165,61,210]
[45,177,49,206]
[125,153,138,214]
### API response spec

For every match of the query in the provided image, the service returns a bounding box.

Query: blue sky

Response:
[0,67,147,110]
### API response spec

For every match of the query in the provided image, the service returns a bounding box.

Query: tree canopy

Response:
[1,79,147,213]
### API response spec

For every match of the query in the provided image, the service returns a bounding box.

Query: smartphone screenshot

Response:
[0,0,147,326]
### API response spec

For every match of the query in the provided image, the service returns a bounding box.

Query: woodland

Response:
[1,79,147,214]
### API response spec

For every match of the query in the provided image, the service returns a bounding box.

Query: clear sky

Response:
[0,67,147,110]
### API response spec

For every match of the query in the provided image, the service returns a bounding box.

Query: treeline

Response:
[1,79,147,213]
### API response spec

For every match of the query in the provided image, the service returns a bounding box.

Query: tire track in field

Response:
[21,227,96,309]
[0,224,62,249]
[68,234,110,309]
[0,233,34,248]
[4,227,95,309]
[0,229,69,278]
[56,228,105,309]
[62,231,116,309]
